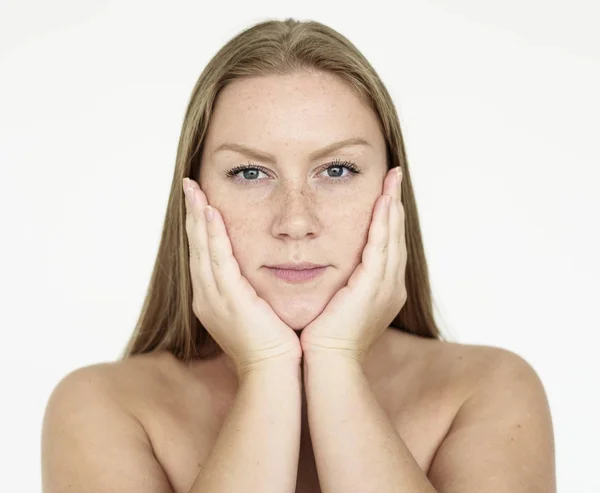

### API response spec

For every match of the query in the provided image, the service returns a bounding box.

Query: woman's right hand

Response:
[182,177,302,378]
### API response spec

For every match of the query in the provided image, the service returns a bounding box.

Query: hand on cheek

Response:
[299,166,408,365]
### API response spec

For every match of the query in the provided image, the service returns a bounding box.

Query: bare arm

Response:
[303,351,437,493]
[41,365,175,493]
[302,348,555,493]
[42,359,302,493]
[188,360,302,493]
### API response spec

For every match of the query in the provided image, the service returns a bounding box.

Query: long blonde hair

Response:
[120,18,453,363]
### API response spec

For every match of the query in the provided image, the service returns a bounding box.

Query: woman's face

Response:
[199,70,388,331]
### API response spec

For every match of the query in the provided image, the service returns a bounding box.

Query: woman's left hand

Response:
[300,166,408,364]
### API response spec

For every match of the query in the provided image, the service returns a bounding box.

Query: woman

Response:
[41,18,556,493]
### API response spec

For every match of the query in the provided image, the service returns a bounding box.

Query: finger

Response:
[396,166,403,202]
[385,167,404,284]
[362,190,391,290]
[183,178,217,301]
[395,167,406,254]
[204,205,244,302]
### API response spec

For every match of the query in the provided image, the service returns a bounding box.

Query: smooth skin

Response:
[41,71,555,493]
[182,164,402,371]
[183,177,303,378]
[298,165,405,363]
[197,71,391,345]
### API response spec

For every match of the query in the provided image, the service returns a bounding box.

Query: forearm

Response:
[303,352,437,493]
[189,361,302,493]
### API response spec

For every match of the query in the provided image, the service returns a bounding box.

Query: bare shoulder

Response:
[384,330,517,396]
[402,332,543,397]
[387,330,550,422]
[431,338,548,400]
[420,339,556,492]
[41,354,176,493]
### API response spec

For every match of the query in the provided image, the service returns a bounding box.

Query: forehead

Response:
[205,72,383,150]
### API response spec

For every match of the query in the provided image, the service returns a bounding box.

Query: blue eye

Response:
[225,158,362,185]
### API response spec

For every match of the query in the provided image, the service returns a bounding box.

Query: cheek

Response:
[218,199,375,269]
[219,208,261,273]
[330,205,373,264]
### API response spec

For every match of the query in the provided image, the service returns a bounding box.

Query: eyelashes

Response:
[225,158,362,185]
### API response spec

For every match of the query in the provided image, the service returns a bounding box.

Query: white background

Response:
[1,1,598,491]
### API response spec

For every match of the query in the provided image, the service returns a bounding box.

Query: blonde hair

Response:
[120,18,453,363]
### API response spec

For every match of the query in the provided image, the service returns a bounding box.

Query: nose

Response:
[270,184,321,240]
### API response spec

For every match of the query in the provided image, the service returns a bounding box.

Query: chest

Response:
[137,359,463,493]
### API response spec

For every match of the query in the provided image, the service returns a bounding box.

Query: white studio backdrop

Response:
[1,1,598,491]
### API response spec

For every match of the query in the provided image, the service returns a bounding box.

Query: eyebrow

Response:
[213,137,372,164]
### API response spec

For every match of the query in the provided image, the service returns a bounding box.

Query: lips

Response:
[266,262,326,270]
[266,266,328,283]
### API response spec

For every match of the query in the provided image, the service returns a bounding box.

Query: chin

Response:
[276,305,323,330]
[249,267,346,329]
[268,295,328,330]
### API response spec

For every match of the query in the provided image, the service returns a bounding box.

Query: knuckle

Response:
[207,223,218,239]
[189,243,203,261]
[209,251,221,268]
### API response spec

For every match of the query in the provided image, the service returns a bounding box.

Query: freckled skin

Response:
[198,70,388,331]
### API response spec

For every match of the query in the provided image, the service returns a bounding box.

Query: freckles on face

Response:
[342,202,375,265]
[218,189,376,281]
[198,70,387,283]
[210,190,377,332]
[193,70,392,329]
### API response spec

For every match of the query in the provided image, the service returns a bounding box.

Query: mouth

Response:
[265,266,328,283]
[266,261,326,270]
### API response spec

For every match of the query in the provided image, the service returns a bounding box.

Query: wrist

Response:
[238,355,301,383]
[303,347,366,369]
